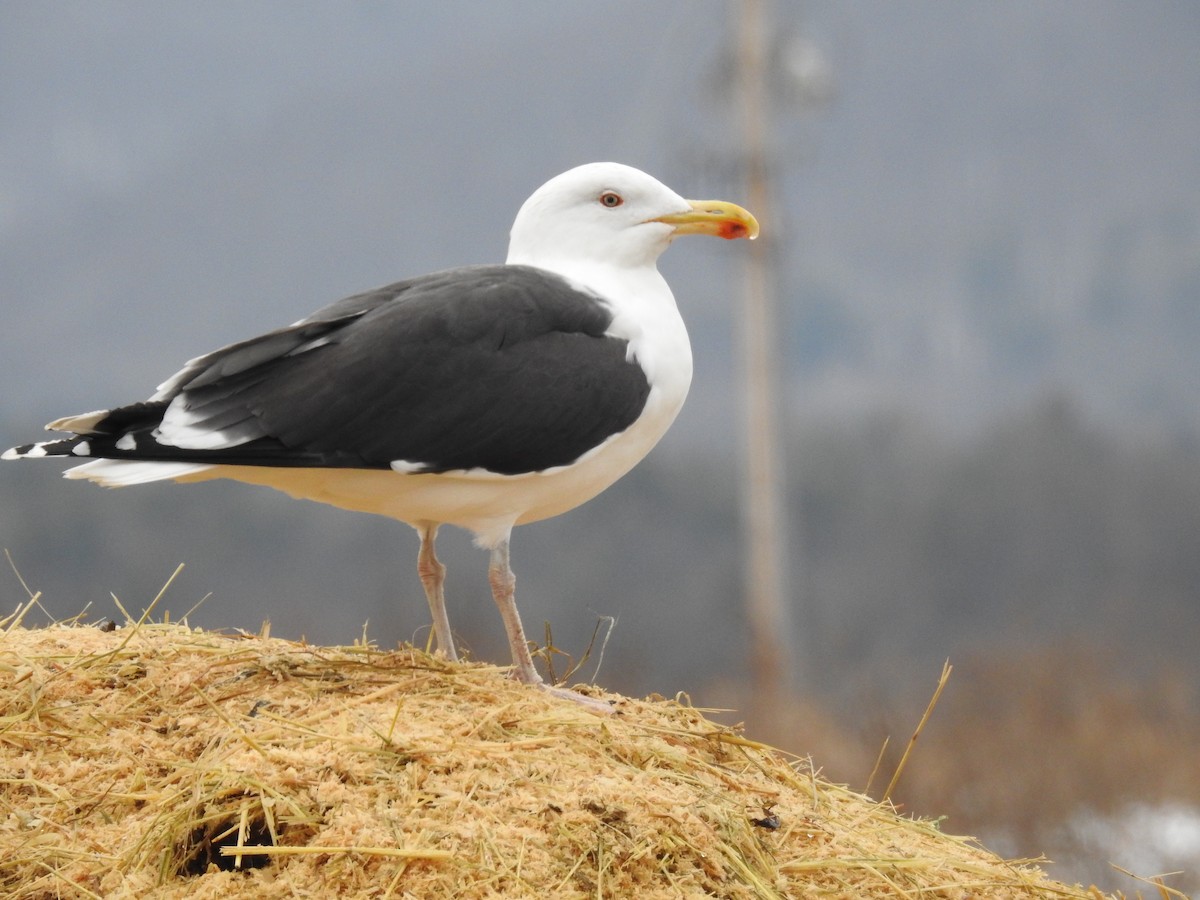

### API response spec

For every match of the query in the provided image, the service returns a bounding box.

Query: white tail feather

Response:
[63,459,214,487]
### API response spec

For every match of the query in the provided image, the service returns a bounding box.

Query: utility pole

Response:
[735,0,794,701]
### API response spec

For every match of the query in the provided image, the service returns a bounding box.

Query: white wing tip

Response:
[46,409,110,434]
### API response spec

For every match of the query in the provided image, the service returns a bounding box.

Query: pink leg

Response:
[487,539,541,684]
[487,539,613,714]
[416,523,457,661]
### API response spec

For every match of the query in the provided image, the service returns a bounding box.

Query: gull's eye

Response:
[599,191,624,208]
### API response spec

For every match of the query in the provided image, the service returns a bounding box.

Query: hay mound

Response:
[1,621,1108,899]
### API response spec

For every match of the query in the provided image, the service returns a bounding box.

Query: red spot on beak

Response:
[718,220,752,240]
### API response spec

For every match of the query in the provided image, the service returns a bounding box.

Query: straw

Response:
[1,621,1119,899]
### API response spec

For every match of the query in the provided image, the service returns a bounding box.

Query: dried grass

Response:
[1,610,1116,899]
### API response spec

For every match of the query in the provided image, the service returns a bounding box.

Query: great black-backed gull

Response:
[4,162,759,706]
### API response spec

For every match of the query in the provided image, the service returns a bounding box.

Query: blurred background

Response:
[2,2,1198,893]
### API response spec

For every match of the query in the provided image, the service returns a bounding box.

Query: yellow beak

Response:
[651,199,760,241]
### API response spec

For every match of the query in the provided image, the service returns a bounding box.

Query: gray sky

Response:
[3,2,1198,445]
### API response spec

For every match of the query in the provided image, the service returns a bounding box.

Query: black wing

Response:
[20,265,651,476]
